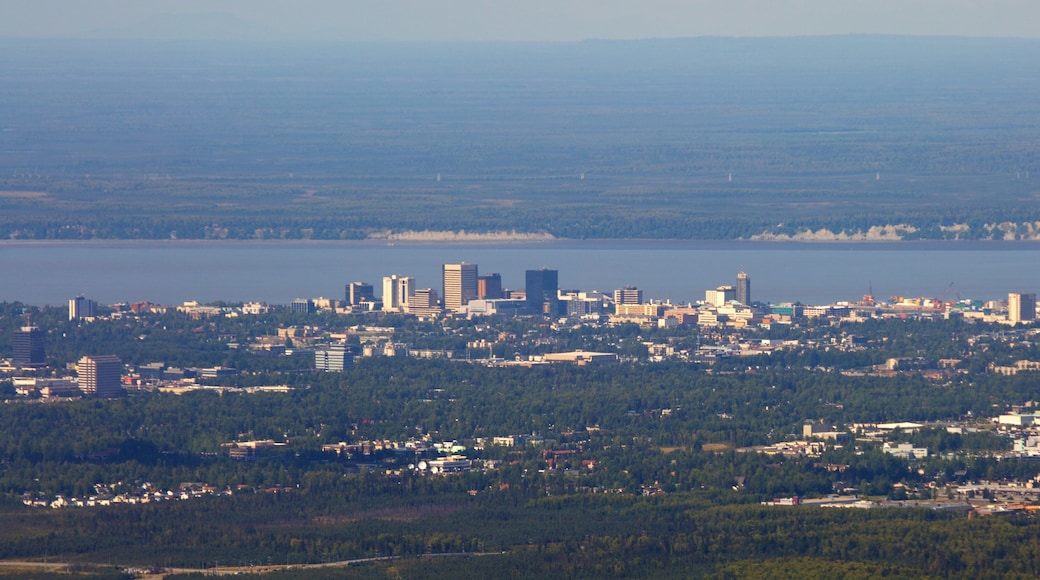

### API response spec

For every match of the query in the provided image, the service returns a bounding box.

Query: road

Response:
[0,551,508,578]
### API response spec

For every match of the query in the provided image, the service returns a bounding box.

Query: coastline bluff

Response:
[750,224,917,241]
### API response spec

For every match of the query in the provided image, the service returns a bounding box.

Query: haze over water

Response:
[3,241,1038,307]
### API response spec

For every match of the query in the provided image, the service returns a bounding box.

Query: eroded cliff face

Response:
[749,224,919,241]
[360,222,1040,242]
[751,222,1040,241]
[983,222,1040,240]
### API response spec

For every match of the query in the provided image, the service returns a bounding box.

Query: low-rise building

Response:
[882,442,929,460]
[541,351,618,365]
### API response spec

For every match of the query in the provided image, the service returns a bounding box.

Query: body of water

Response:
[2,240,1038,307]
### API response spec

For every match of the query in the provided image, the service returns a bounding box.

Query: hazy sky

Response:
[1,0,1038,41]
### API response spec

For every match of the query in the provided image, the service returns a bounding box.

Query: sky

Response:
[1,0,1038,42]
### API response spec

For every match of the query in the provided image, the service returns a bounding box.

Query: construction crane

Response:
[937,282,960,309]
[860,280,875,306]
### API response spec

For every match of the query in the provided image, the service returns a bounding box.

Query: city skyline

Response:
[51,261,1037,318]
[4,241,1040,309]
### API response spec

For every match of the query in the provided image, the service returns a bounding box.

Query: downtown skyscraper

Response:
[443,263,478,311]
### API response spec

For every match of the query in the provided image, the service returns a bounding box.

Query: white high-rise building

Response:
[315,343,354,372]
[382,275,415,312]
[613,287,643,306]
[705,285,736,307]
[443,263,478,311]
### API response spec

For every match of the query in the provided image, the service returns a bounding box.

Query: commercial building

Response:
[736,271,751,305]
[78,355,123,397]
[13,377,81,398]
[467,299,527,317]
[997,412,1038,427]
[525,268,559,316]
[69,295,98,320]
[290,298,315,315]
[314,343,354,372]
[706,285,737,307]
[542,351,618,365]
[1008,292,1036,324]
[407,288,443,317]
[345,282,375,306]
[382,275,415,312]
[562,293,604,317]
[613,287,643,310]
[241,302,271,315]
[882,442,929,460]
[442,263,478,311]
[615,303,668,317]
[12,326,45,367]
[478,273,504,299]
[770,303,804,319]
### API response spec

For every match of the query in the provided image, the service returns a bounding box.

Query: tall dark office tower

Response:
[291,298,315,314]
[525,268,559,316]
[736,271,751,305]
[13,326,45,367]
[478,273,504,299]
[69,295,98,321]
[345,282,374,306]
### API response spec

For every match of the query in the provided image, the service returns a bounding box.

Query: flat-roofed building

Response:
[13,377,80,398]
[346,282,375,306]
[478,273,504,299]
[407,288,443,317]
[467,299,527,317]
[705,286,736,307]
[443,263,478,311]
[563,295,603,316]
[542,351,618,365]
[78,355,123,397]
[290,298,315,315]
[13,326,45,368]
[615,303,668,317]
[1009,292,1036,324]
[241,302,271,315]
[771,303,804,318]
[315,343,354,372]
[525,268,559,316]
[69,296,98,320]
[613,287,643,309]
[382,275,415,312]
